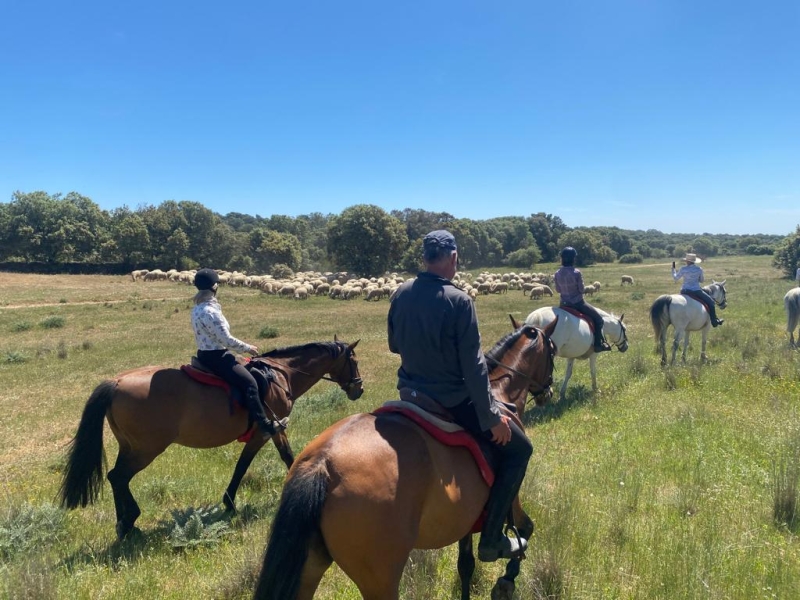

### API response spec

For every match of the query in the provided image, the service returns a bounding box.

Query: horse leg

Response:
[296,532,333,600]
[457,535,475,600]
[700,329,709,363]
[670,329,681,365]
[560,359,575,400]
[107,446,164,540]
[589,354,598,394]
[491,558,520,600]
[681,331,690,364]
[659,329,668,367]
[222,435,268,512]
[271,430,295,468]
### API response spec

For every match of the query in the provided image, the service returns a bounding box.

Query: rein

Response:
[254,349,362,394]
[485,334,556,398]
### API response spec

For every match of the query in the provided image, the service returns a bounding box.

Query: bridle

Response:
[709,283,727,309]
[609,316,629,351]
[486,327,557,402]
[255,344,363,399]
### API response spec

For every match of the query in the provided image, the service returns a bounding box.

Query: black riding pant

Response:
[561,299,606,346]
[681,289,720,322]
[450,399,533,540]
[197,349,268,423]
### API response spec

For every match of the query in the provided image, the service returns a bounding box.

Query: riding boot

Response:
[477,468,528,562]
[593,334,612,352]
[245,389,288,437]
[708,306,724,327]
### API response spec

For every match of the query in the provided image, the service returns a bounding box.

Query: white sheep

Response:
[621,275,635,286]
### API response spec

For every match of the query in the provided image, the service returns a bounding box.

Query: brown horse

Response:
[59,338,364,540]
[253,319,557,600]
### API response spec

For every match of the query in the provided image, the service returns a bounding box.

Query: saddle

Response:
[681,290,712,314]
[180,358,276,442]
[558,305,595,333]
[372,388,522,533]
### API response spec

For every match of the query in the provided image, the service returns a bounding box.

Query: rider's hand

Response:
[489,415,512,446]
[672,261,676,270]
[248,345,259,356]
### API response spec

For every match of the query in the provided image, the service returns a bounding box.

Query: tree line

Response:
[1,190,795,278]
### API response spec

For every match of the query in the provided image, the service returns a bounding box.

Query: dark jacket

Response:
[387,271,501,431]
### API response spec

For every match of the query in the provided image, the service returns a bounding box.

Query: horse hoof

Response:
[491,577,515,600]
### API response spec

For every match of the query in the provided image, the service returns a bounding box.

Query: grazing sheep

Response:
[293,287,309,300]
[489,282,508,294]
[279,284,296,297]
[316,282,331,296]
[621,275,635,286]
[130,269,149,281]
[584,283,596,296]
[477,282,492,295]
[364,287,385,301]
[593,281,601,290]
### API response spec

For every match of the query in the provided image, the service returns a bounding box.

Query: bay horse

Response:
[650,281,727,366]
[253,319,558,600]
[785,287,800,348]
[59,338,364,540]
[523,306,628,401]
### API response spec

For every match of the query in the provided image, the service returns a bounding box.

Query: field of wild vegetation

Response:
[1,255,799,600]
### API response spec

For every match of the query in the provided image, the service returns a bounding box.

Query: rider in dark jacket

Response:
[388,230,533,562]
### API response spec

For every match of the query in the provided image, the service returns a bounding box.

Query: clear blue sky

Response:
[2,1,798,235]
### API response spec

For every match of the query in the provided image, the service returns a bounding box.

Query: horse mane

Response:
[261,341,344,360]
[485,326,533,364]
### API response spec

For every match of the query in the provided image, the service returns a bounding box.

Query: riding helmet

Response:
[561,246,577,264]
[194,268,220,290]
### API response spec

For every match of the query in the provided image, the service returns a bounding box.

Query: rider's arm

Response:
[455,298,501,432]
[672,267,683,282]
[198,308,252,354]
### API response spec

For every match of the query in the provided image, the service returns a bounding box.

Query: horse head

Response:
[494,315,558,406]
[710,280,728,309]
[609,313,629,352]
[332,336,364,400]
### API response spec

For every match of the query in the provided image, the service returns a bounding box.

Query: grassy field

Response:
[1,256,799,600]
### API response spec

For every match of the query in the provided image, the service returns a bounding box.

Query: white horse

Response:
[650,281,727,366]
[785,287,800,348]
[519,306,629,401]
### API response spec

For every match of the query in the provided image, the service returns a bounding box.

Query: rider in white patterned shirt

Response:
[191,268,286,436]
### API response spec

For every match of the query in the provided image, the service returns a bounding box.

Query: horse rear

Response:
[786,287,800,347]
[255,412,527,600]
[650,293,713,365]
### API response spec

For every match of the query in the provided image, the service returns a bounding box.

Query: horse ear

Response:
[334,334,339,342]
[544,315,558,337]
[509,314,521,329]
[720,279,726,285]
[349,339,360,350]
[620,313,624,321]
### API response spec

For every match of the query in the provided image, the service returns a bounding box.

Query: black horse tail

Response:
[58,380,116,509]
[650,295,672,342]
[254,460,329,600]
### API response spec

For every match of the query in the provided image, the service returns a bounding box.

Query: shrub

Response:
[618,253,644,264]
[259,326,279,339]
[40,316,65,329]
[12,321,32,332]
[0,502,66,561]
[5,351,27,363]
[271,263,294,279]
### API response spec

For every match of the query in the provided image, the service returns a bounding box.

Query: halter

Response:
[486,328,557,402]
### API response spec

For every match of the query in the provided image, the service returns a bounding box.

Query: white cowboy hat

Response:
[684,253,701,264]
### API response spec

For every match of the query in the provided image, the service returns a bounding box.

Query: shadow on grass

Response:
[57,499,274,572]
[523,384,593,426]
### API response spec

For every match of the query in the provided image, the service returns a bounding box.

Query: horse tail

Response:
[254,460,329,600]
[650,295,672,341]
[59,380,116,509]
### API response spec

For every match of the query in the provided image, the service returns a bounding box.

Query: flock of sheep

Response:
[130,267,615,303]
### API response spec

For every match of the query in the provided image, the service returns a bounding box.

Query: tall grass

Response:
[0,257,799,599]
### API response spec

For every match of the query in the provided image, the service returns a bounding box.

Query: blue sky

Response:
[1,1,798,235]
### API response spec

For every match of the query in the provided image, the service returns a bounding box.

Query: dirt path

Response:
[0,297,186,310]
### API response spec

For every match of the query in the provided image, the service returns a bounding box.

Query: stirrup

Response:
[594,341,612,352]
[258,417,289,436]
[477,533,528,562]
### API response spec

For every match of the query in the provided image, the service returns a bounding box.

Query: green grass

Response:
[0,257,799,599]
